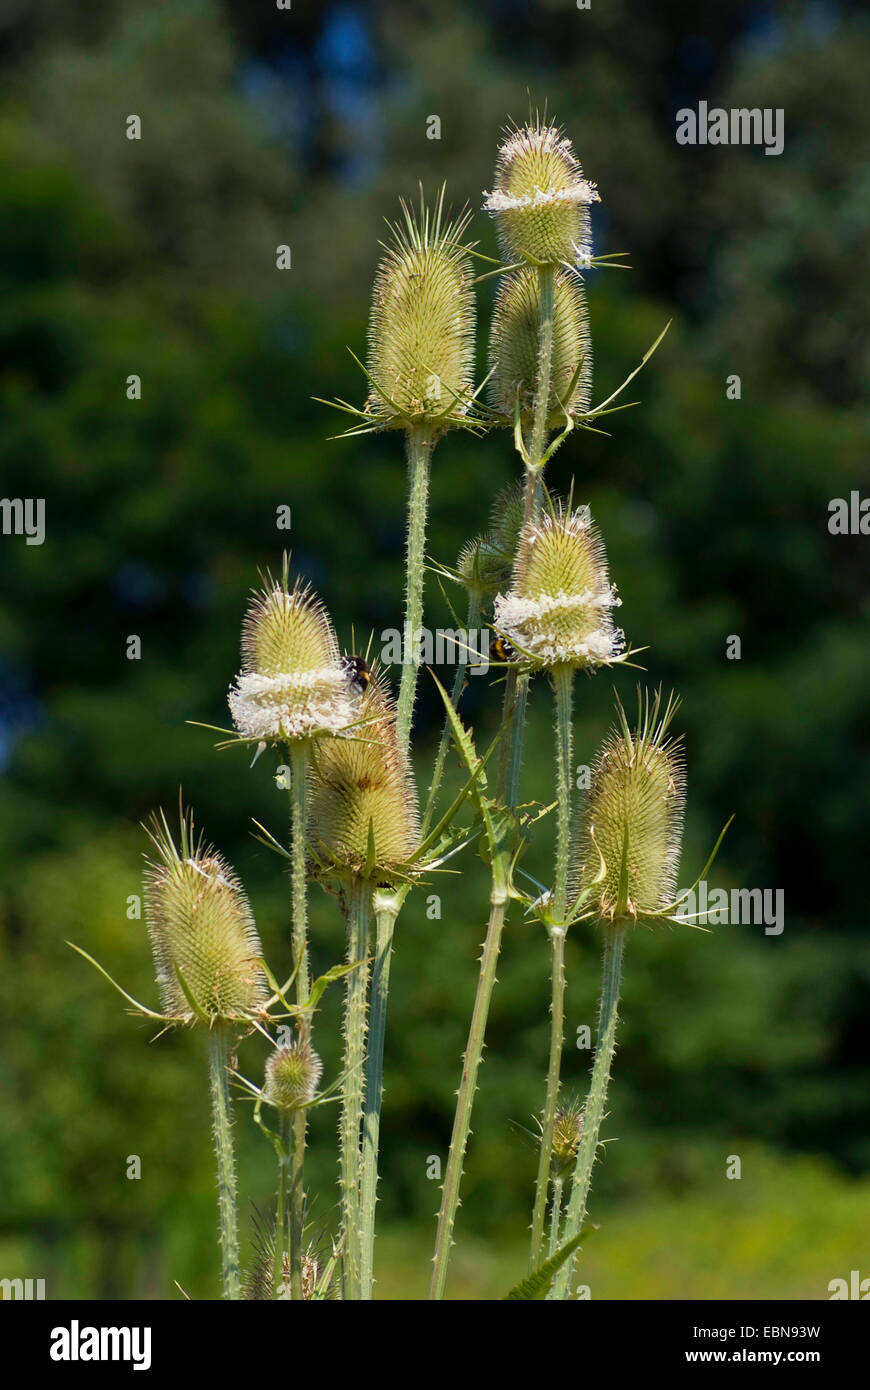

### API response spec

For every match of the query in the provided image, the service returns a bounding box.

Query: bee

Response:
[491,635,519,664]
[341,654,374,695]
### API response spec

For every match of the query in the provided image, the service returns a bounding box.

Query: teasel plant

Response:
[318,186,483,758]
[303,658,477,1297]
[70,106,730,1304]
[542,688,731,1297]
[222,554,367,1299]
[69,808,270,1299]
[428,112,670,1297]
[489,489,640,1267]
[234,1024,349,1301]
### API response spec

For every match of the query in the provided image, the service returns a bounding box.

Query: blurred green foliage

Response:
[1,0,868,1298]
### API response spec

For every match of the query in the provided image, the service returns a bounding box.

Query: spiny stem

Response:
[289,743,311,1000]
[289,1109,306,1300]
[547,1174,565,1260]
[552,925,626,1299]
[289,742,310,1299]
[530,924,566,1268]
[274,1112,291,1298]
[340,876,371,1299]
[531,667,574,1265]
[397,426,435,757]
[359,890,401,1298]
[207,1025,240,1300]
[552,663,575,923]
[529,264,556,473]
[429,880,509,1300]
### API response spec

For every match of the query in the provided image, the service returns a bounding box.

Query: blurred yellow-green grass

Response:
[373,1149,870,1300]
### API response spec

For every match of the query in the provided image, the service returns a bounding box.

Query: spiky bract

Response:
[489,267,592,425]
[570,690,686,923]
[365,189,476,431]
[483,121,599,267]
[144,810,266,1024]
[307,666,420,877]
[493,501,623,669]
[228,566,358,742]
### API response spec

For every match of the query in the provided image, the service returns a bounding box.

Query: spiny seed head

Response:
[307,666,420,876]
[365,188,476,431]
[456,534,509,597]
[228,561,358,742]
[489,267,592,425]
[143,809,266,1024]
[493,500,623,669]
[570,689,686,923]
[488,482,526,560]
[552,1100,584,1176]
[455,485,526,598]
[483,120,599,267]
[264,1040,323,1111]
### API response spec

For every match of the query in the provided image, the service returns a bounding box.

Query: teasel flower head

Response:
[307,662,420,879]
[551,1098,585,1178]
[144,809,267,1025]
[263,1038,323,1112]
[483,119,599,268]
[454,484,526,599]
[570,689,686,925]
[228,559,359,744]
[361,187,477,434]
[489,266,592,427]
[493,498,624,670]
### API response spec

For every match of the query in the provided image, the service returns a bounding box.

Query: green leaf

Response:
[503,1226,595,1300]
[304,960,363,1014]
[66,941,170,1022]
[429,672,500,856]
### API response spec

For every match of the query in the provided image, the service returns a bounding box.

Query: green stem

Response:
[551,664,575,923]
[359,890,401,1298]
[552,925,627,1299]
[529,924,566,1268]
[547,1174,565,1260]
[397,426,435,758]
[288,742,310,1299]
[429,875,509,1300]
[340,876,372,1299]
[207,1025,240,1300]
[274,1112,291,1298]
[289,1109,307,1300]
[529,264,556,472]
[289,743,310,1000]
[528,664,574,1268]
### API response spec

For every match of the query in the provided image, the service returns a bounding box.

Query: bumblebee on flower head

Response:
[341,654,374,696]
[490,634,519,665]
